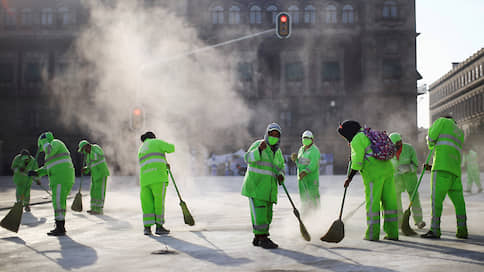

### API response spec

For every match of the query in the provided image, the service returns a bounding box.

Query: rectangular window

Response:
[21,10,33,25]
[383,59,402,79]
[0,63,14,84]
[24,62,43,83]
[322,61,340,81]
[41,9,53,25]
[285,62,304,82]
[237,62,253,81]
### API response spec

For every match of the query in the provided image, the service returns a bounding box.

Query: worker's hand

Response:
[35,179,41,186]
[166,163,171,170]
[290,153,297,162]
[28,170,38,177]
[277,174,284,185]
[259,141,267,152]
[344,177,352,188]
[423,164,432,171]
[299,171,308,180]
[81,167,89,174]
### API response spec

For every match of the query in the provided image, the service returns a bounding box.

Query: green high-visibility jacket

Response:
[11,154,38,184]
[36,139,75,185]
[391,143,418,175]
[82,144,110,179]
[350,131,394,179]
[428,117,464,176]
[462,150,479,173]
[138,139,175,187]
[296,144,320,183]
[241,140,285,204]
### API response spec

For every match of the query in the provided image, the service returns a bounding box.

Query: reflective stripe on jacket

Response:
[428,118,464,176]
[138,139,175,186]
[241,139,285,203]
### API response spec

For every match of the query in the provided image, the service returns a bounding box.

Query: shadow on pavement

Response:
[21,212,47,227]
[53,235,98,270]
[270,247,398,272]
[1,236,98,270]
[384,239,484,265]
[150,234,252,266]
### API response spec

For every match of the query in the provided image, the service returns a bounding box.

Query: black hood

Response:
[337,120,362,142]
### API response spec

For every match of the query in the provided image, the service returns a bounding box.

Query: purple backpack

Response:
[362,128,396,160]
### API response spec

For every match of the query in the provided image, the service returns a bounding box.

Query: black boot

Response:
[253,234,278,249]
[47,220,66,236]
[155,224,170,235]
[144,226,152,235]
[421,230,440,239]
[24,205,31,212]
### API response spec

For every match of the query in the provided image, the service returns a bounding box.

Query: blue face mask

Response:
[268,136,279,146]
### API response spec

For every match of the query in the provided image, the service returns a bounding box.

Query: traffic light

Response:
[276,12,291,39]
[130,107,144,130]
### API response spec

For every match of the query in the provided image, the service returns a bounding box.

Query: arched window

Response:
[250,5,262,24]
[304,5,315,24]
[211,6,224,24]
[326,5,337,24]
[288,5,299,24]
[383,1,397,18]
[266,5,278,24]
[342,5,354,24]
[229,5,240,24]
[41,8,53,25]
[21,8,33,25]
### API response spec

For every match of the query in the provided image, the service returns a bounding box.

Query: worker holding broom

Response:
[421,116,468,239]
[389,132,426,230]
[138,131,174,236]
[241,123,285,249]
[291,130,321,213]
[78,140,110,215]
[28,132,75,236]
[337,120,399,241]
[11,149,39,212]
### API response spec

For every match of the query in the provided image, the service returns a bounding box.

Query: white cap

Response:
[302,130,314,139]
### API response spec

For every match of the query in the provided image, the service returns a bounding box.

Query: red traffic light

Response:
[276,12,291,39]
[133,108,141,116]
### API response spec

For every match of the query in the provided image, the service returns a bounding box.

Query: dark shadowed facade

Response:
[0,0,418,174]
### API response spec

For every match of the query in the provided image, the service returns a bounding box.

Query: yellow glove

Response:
[290,153,297,162]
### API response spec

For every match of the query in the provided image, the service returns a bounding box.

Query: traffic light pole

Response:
[141,28,275,71]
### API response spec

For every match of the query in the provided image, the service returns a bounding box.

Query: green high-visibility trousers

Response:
[364,174,399,240]
[14,179,32,206]
[140,182,168,227]
[298,178,320,212]
[394,172,424,225]
[430,170,467,236]
[50,181,74,221]
[249,198,273,235]
[90,176,108,213]
[466,169,481,191]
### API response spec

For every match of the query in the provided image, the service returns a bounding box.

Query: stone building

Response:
[0,0,418,174]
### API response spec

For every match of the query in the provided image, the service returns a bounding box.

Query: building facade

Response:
[429,48,484,153]
[0,0,418,174]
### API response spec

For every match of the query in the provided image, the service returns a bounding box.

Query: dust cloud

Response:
[50,1,252,181]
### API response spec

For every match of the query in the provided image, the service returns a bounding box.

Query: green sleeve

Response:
[276,150,285,176]
[428,118,443,149]
[11,155,21,170]
[244,140,261,164]
[350,134,365,171]
[410,145,418,168]
[157,140,175,154]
